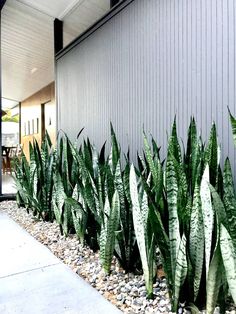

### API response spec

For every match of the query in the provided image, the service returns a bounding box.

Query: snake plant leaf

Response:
[223,158,236,247]
[220,224,236,303]
[185,303,200,314]
[105,164,115,203]
[185,118,203,193]
[83,139,93,175]
[45,153,55,214]
[99,191,120,274]
[114,162,126,229]
[189,185,204,301]
[71,203,87,244]
[185,117,197,172]
[200,164,214,280]
[173,233,188,312]
[168,117,182,164]
[204,123,218,186]
[91,145,99,179]
[99,197,109,271]
[109,123,120,173]
[62,135,70,192]
[77,153,89,180]
[147,233,155,298]
[143,132,163,203]
[210,184,228,227]
[141,186,149,227]
[84,178,101,224]
[123,163,131,204]
[206,243,222,314]
[61,202,69,236]
[137,153,146,174]
[143,131,158,182]
[66,185,88,244]
[88,173,102,218]
[228,108,236,147]
[166,153,180,277]
[130,165,153,298]
[76,127,84,139]
[149,205,172,286]
[99,141,106,165]
[29,143,37,197]
[114,161,133,270]
[130,165,148,265]
[52,172,66,225]
[151,136,160,157]
[97,167,105,221]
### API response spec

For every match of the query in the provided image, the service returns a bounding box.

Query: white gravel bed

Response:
[0,201,235,314]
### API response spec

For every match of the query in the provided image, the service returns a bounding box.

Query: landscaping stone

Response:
[0,201,236,314]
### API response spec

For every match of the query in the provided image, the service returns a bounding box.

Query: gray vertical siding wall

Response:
[56,0,236,167]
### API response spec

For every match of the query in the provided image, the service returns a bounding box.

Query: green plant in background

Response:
[14,132,55,221]
[2,109,19,123]
[14,152,33,210]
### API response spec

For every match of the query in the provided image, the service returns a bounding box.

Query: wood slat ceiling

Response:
[1,0,110,102]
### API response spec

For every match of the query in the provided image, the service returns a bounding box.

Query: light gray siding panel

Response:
[56,0,236,168]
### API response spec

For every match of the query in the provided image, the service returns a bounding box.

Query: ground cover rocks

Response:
[1,201,235,314]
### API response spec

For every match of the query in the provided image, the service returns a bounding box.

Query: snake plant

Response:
[13,114,236,313]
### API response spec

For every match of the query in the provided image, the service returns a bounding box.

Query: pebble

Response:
[1,201,236,314]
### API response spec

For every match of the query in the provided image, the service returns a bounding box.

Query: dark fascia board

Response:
[110,0,120,8]
[55,0,134,61]
[54,18,63,55]
[0,0,6,11]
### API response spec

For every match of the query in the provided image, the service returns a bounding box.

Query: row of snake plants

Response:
[14,115,236,313]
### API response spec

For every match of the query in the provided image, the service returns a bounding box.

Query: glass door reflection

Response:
[1,98,20,194]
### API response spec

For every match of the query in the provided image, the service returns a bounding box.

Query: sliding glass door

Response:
[1,98,20,195]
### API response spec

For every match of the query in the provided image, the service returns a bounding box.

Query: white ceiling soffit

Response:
[2,0,54,101]
[16,0,83,19]
[2,0,110,101]
[63,0,110,47]
[15,0,111,47]
[2,98,19,110]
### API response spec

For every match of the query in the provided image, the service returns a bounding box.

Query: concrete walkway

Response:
[0,213,121,314]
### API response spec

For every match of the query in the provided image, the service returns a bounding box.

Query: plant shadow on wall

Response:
[13,112,236,313]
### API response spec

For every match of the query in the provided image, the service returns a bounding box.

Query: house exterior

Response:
[56,0,236,168]
[1,0,236,196]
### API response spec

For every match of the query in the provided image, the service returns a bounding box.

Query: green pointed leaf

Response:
[189,185,204,300]
[166,154,180,277]
[229,108,236,147]
[168,117,182,164]
[206,244,222,314]
[210,184,228,227]
[200,165,214,280]
[130,165,153,298]
[220,224,236,304]
[173,234,188,311]
[204,123,218,186]
[223,158,236,247]
[100,191,120,274]
[143,132,158,182]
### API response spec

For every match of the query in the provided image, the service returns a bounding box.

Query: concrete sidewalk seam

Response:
[0,262,61,279]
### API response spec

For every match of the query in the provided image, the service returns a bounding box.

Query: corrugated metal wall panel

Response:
[56,0,236,168]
